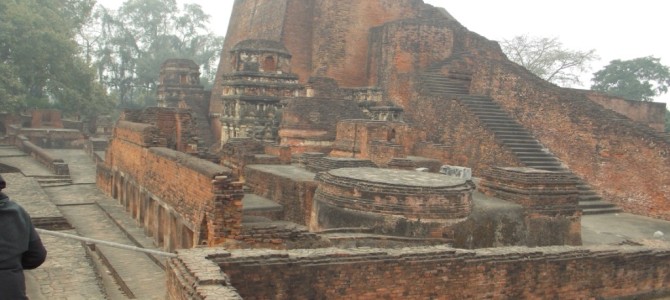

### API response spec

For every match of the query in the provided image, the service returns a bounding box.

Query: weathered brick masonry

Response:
[215,0,670,222]
[167,245,670,300]
[462,56,670,219]
[244,165,317,226]
[98,120,243,251]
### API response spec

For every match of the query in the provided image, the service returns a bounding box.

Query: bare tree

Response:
[501,35,598,87]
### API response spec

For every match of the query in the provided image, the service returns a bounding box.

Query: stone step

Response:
[426,87,469,93]
[529,166,565,171]
[421,79,468,85]
[462,100,502,106]
[496,132,534,137]
[518,157,561,163]
[579,194,603,202]
[514,152,554,157]
[498,136,537,142]
[478,115,517,121]
[424,84,469,90]
[469,91,620,216]
[483,119,521,125]
[582,207,622,215]
[502,141,543,148]
[430,80,620,216]
[499,136,540,142]
[524,161,563,167]
[37,178,74,187]
[428,89,470,95]
[491,129,531,136]
[468,110,509,117]
[506,144,544,150]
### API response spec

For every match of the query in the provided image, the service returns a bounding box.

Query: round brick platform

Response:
[314,168,474,237]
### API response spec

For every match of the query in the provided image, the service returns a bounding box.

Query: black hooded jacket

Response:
[0,190,47,299]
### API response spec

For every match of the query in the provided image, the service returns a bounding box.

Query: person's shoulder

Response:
[0,193,28,213]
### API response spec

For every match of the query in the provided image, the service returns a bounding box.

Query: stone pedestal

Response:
[478,167,582,246]
[313,167,474,238]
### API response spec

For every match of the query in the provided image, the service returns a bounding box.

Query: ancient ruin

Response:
[93,0,670,298]
[2,0,669,299]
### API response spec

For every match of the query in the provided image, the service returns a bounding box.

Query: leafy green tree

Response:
[92,0,223,108]
[501,35,598,87]
[591,56,670,102]
[0,0,114,117]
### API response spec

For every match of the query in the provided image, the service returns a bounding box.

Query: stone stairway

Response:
[34,175,74,187]
[419,72,621,215]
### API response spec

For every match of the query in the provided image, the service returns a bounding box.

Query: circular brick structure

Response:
[314,167,474,237]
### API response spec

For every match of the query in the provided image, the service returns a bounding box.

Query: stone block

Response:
[439,165,472,180]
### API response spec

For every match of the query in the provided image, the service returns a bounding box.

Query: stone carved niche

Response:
[230,39,293,75]
[218,39,305,146]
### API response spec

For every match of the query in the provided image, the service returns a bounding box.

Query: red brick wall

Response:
[279,97,367,154]
[215,0,425,91]
[465,56,670,219]
[585,90,667,132]
[169,245,670,299]
[280,0,315,84]
[211,0,290,109]
[122,108,197,153]
[99,121,243,248]
[30,109,63,128]
[218,0,669,220]
[244,166,317,226]
[411,95,523,174]
[309,0,423,87]
[369,19,454,99]
[330,120,428,166]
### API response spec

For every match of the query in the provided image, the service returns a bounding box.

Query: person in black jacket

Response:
[0,174,47,299]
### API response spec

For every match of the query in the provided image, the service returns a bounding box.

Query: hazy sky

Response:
[97,0,670,104]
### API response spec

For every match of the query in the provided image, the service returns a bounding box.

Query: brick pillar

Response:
[478,167,582,247]
[209,175,244,245]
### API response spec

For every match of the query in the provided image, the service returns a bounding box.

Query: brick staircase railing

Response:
[418,71,620,215]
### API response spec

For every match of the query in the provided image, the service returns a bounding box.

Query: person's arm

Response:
[22,226,47,270]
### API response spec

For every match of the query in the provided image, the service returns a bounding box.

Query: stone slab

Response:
[246,164,316,181]
[243,193,283,212]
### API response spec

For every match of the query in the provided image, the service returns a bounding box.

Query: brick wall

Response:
[122,107,198,153]
[411,95,523,174]
[478,167,582,247]
[585,90,667,132]
[30,109,63,128]
[98,121,243,250]
[279,97,366,154]
[168,245,670,300]
[463,54,670,219]
[227,222,330,250]
[13,135,70,175]
[215,0,425,92]
[244,165,317,226]
[219,0,669,220]
[369,18,455,98]
[211,0,290,109]
[330,120,423,164]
